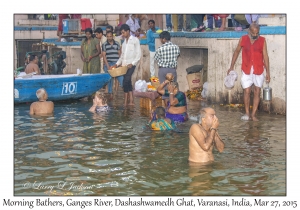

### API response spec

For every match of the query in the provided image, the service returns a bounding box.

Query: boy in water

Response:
[89,91,109,113]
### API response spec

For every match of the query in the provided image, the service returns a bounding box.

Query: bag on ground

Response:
[135,80,147,92]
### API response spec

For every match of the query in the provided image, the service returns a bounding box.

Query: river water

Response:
[14,91,286,196]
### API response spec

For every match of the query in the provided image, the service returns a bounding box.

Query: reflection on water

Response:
[14,91,286,196]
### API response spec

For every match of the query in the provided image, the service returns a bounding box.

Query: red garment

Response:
[213,14,229,19]
[241,35,265,75]
[58,14,69,31]
[80,18,92,30]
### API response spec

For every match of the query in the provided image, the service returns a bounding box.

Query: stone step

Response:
[17,19,58,26]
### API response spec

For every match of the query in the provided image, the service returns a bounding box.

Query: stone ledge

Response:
[17,19,58,26]
[14,26,58,31]
[153,26,286,39]
[42,38,148,46]
[42,38,81,46]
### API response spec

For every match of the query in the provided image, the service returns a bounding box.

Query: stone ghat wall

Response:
[153,30,286,114]
[14,24,286,114]
[54,45,153,84]
[38,32,286,115]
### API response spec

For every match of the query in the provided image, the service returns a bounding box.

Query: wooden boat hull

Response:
[14,73,111,103]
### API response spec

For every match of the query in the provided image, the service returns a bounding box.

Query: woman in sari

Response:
[157,76,188,122]
[149,106,176,130]
[81,28,101,74]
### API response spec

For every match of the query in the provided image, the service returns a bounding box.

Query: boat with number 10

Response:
[14,73,111,104]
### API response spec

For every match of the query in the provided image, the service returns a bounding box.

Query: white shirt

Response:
[126,16,140,36]
[100,36,107,46]
[116,35,141,66]
[245,14,260,24]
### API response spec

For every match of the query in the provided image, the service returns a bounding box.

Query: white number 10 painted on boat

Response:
[62,82,77,95]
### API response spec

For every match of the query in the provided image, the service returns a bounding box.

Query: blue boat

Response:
[14,73,111,104]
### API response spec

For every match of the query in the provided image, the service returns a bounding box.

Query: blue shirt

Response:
[146,29,156,52]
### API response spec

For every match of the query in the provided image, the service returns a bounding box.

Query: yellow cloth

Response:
[150,119,176,130]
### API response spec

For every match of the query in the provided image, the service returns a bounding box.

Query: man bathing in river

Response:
[29,88,54,115]
[188,107,225,164]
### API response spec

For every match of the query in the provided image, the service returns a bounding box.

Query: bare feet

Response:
[251,116,259,121]
[128,103,135,106]
[218,26,225,31]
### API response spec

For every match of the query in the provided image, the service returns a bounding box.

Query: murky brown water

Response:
[14,90,286,196]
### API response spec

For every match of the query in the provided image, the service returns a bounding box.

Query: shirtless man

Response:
[29,88,54,115]
[188,107,225,164]
[25,54,41,75]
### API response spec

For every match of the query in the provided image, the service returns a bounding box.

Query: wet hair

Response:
[148,19,155,24]
[199,108,207,124]
[120,24,130,32]
[106,31,113,36]
[84,28,94,40]
[36,88,46,100]
[159,31,171,41]
[155,106,166,119]
[106,25,113,32]
[95,91,107,105]
[94,27,103,34]
[29,54,37,61]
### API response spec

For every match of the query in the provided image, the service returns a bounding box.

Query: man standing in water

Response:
[111,24,141,106]
[227,23,270,121]
[95,27,107,73]
[30,88,54,115]
[188,107,225,164]
[102,31,122,98]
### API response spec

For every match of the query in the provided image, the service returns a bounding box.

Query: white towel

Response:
[224,70,238,89]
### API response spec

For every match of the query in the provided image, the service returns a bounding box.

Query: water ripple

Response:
[14,97,286,195]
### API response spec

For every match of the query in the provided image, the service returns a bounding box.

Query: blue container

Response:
[62,19,80,34]
[62,19,69,34]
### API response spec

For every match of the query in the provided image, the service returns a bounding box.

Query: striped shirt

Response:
[154,41,180,68]
[102,40,120,63]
